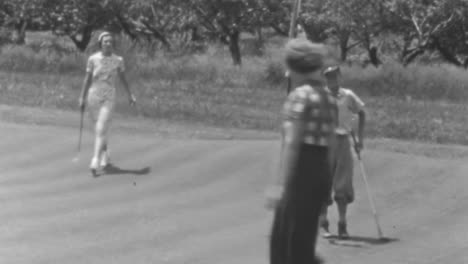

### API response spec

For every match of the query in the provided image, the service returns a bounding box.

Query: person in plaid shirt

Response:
[266,38,337,264]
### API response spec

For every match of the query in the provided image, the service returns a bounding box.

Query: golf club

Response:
[351,132,384,239]
[73,104,85,162]
[286,0,302,95]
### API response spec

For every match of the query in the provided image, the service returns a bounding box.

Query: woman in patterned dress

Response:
[79,32,136,176]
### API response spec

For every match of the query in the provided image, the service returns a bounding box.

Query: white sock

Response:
[100,151,110,167]
[90,157,99,169]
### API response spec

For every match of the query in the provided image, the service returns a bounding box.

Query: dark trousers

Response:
[270,144,332,264]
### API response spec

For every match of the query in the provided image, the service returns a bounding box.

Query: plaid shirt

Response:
[282,84,338,146]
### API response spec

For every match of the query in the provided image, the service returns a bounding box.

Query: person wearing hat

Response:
[319,66,366,238]
[79,31,136,176]
[265,38,338,264]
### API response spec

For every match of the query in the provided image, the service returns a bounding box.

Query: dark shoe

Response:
[313,255,324,264]
[91,168,99,177]
[338,221,349,239]
[320,219,332,238]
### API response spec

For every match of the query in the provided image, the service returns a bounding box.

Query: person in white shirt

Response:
[320,66,366,238]
[79,31,136,176]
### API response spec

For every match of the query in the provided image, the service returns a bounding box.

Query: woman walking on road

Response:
[266,38,338,264]
[79,31,136,176]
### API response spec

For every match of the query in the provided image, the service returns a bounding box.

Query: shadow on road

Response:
[94,164,151,177]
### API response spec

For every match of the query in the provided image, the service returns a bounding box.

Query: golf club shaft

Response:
[351,132,384,238]
[286,0,302,95]
[357,158,384,238]
[78,105,85,152]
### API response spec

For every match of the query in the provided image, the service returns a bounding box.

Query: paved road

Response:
[1,122,467,264]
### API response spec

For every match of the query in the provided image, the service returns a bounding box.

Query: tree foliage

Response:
[0,0,46,43]
[40,0,116,51]
[382,0,468,65]
[1,0,468,66]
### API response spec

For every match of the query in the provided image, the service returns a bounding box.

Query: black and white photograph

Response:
[1,0,467,263]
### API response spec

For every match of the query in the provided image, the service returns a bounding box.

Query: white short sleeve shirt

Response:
[334,88,365,135]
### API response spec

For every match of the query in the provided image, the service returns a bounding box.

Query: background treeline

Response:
[1,0,468,67]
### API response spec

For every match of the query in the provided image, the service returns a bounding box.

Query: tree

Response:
[344,0,387,66]
[0,0,46,44]
[189,0,264,65]
[425,0,468,67]
[300,0,346,58]
[383,0,468,66]
[261,0,291,37]
[301,0,384,66]
[112,0,194,49]
[41,0,115,51]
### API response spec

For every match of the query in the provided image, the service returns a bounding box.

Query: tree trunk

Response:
[69,26,94,52]
[13,20,27,45]
[228,30,241,66]
[191,26,202,42]
[463,58,468,69]
[115,14,138,41]
[399,36,413,63]
[256,26,263,43]
[151,30,171,49]
[368,46,381,67]
[339,33,350,62]
[254,27,265,56]
[432,37,462,66]
[140,21,171,49]
[403,48,425,66]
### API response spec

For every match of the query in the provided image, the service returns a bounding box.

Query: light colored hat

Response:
[323,65,341,76]
[284,38,328,74]
[98,31,112,43]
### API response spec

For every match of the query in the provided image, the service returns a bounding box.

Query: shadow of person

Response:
[345,235,399,245]
[327,235,399,248]
[94,164,151,177]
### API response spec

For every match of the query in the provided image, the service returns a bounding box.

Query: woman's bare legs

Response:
[90,102,113,173]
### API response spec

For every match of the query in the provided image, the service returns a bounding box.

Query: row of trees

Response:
[1,0,468,67]
[301,0,468,67]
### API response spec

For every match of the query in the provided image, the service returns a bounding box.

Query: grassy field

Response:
[1,32,468,145]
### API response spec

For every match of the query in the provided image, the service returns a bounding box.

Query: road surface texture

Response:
[1,114,468,264]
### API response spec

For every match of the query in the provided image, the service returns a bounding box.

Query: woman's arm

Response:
[118,70,136,106]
